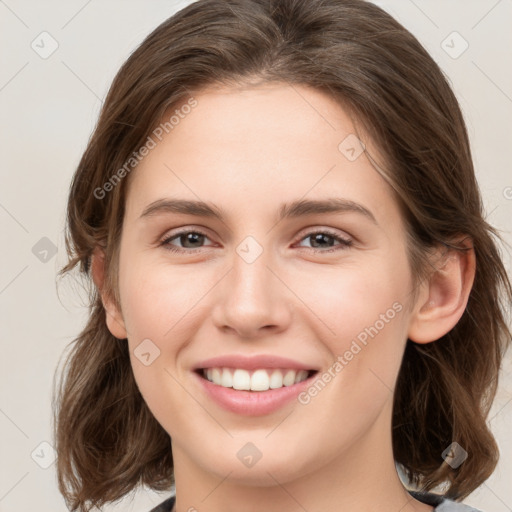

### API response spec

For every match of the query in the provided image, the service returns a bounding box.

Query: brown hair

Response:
[52,0,512,510]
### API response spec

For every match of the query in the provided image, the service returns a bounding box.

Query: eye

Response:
[160,229,214,253]
[295,230,353,253]
[159,228,353,254]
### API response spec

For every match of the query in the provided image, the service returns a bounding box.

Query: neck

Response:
[170,404,433,512]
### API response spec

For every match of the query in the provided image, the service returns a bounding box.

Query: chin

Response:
[198,447,314,487]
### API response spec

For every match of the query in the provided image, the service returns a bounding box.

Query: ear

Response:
[90,247,128,340]
[408,239,476,344]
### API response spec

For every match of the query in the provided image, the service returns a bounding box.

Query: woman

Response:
[53,1,511,511]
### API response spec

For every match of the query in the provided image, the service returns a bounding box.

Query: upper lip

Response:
[194,355,319,372]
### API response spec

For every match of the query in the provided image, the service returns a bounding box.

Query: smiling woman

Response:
[52,1,511,512]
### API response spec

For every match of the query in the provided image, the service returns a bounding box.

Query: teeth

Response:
[233,369,251,390]
[202,368,310,391]
[283,370,296,386]
[250,369,269,391]
[211,368,222,383]
[269,370,283,389]
[220,368,233,387]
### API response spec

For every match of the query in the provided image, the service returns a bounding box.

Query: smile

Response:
[199,367,317,392]
[194,367,320,416]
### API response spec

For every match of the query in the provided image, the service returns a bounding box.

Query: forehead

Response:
[124,83,399,227]
[170,82,360,149]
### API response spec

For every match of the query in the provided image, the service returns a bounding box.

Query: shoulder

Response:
[435,498,483,512]
[409,491,483,512]
[149,495,175,512]
[149,493,484,511]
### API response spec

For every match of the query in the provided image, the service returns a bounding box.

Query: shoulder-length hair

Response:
[53,0,512,510]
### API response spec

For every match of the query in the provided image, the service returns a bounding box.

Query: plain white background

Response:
[0,1,511,510]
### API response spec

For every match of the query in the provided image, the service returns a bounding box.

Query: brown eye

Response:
[296,230,352,252]
[160,230,213,253]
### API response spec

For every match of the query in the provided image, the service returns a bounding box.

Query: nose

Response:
[211,244,293,339]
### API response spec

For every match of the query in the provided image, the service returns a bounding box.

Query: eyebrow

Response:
[139,197,377,225]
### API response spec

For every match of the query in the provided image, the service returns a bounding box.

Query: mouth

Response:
[195,367,319,392]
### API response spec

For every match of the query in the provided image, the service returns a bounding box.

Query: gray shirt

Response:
[149,491,484,511]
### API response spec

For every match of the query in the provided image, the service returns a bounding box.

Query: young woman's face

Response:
[113,83,418,485]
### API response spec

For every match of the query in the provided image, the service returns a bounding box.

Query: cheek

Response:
[117,258,220,424]
[119,257,210,341]
[294,271,409,451]
[291,253,410,342]
[294,253,411,392]
[120,268,198,437]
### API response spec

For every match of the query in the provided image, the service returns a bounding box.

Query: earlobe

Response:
[408,241,476,344]
[91,247,128,340]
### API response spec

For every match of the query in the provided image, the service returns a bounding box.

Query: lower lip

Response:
[193,371,316,416]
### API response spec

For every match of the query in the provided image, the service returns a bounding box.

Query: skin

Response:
[92,83,475,512]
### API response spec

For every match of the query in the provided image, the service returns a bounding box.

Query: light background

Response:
[0,0,511,510]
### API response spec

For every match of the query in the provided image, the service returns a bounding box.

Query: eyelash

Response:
[159,228,353,254]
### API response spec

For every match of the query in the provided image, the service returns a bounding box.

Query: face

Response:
[110,83,418,485]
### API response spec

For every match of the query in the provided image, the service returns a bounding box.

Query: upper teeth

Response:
[203,368,310,391]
